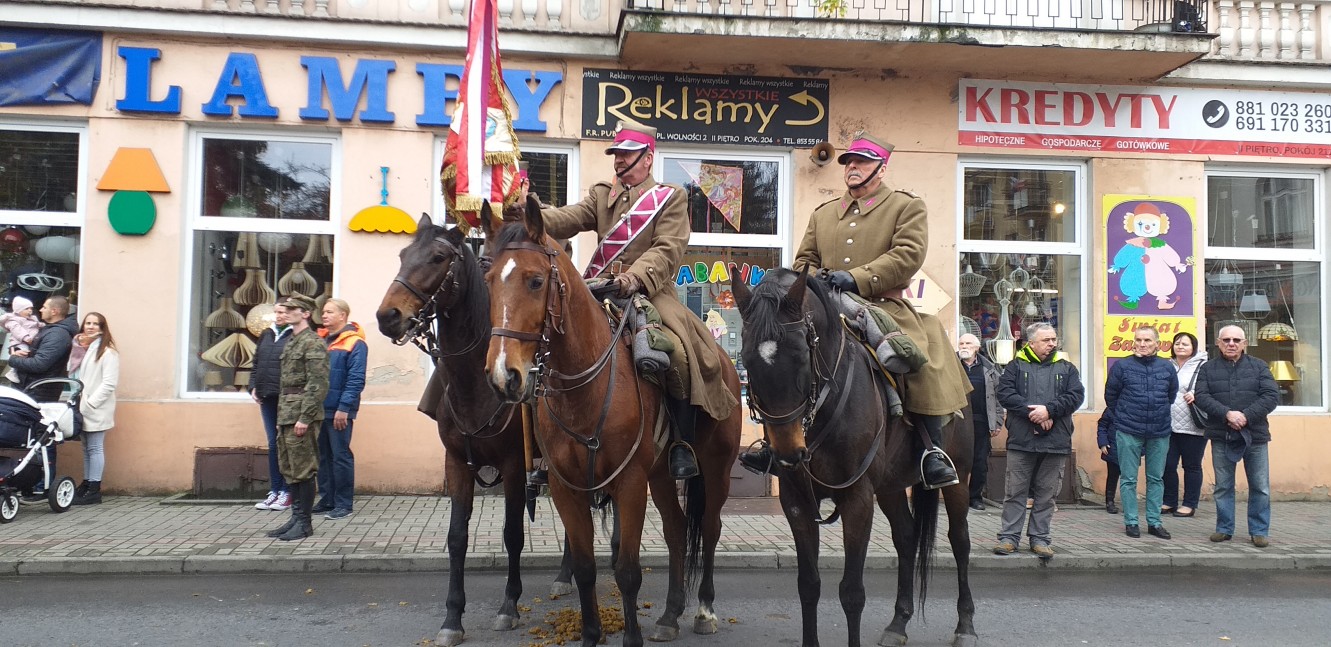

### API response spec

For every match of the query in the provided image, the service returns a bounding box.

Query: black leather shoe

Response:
[921,452,959,490]
[1148,525,1172,540]
[969,501,985,512]
[1125,524,1141,538]
[311,501,334,514]
[527,469,548,487]
[738,446,773,475]
[669,444,699,480]
[1105,500,1119,515]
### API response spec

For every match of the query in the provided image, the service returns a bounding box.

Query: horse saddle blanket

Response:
[832,291,928,374]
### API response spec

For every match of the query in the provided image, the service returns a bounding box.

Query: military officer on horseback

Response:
[539,119,738,480]
[739,133,971,489]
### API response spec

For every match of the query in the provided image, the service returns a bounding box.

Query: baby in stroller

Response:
[0,377,83,522]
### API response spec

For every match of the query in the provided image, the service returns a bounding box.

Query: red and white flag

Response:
[439,0,522,233]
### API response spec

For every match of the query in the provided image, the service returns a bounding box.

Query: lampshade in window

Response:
[1269,360,1299,382]
[1238,290,1271,317]
[1207,263,1244,286]
[1257,322,1298,342]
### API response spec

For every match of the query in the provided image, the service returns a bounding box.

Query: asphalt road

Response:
[4,568,1328,646]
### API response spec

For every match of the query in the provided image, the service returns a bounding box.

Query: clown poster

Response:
[1102,195,1201,367]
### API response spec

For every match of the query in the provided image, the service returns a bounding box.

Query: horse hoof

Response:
[435,628,465,646]
[878,629,908,646]
[692,616,718,635]
[648,625,679,642]
[952,633,979,647]
[550,580,576,597]
[492,614,519,631]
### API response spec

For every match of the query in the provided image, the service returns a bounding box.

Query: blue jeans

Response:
[1163,433,1208,509]
[259,396,287,494]
[317,417,355,511]
[1211,439,1270,537]
[1117,431,1168,527]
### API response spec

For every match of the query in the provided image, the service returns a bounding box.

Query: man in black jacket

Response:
[8,295,78,502]
[993,322,1084,560]
[1193,325,1278,548]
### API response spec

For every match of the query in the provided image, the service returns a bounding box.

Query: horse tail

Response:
[911,481,940,610]
[683,472,706,586]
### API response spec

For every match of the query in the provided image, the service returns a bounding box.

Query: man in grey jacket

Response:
[958,333,1003,511]
[993,323,1085,560]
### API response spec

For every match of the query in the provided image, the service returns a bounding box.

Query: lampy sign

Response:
[113,46,562,130]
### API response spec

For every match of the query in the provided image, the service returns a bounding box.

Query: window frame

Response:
[654,146,793,264]
[1203,165,1328,413]
[955,157,1090,397]
[178,128,342,399]
[0,120,89,228]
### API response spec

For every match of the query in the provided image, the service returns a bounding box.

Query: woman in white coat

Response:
[69,312,118,505]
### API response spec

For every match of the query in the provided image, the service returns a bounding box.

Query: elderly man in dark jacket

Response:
[993,322,1084,560]
[1193,324,1278,548]
[1104,325,1179,540]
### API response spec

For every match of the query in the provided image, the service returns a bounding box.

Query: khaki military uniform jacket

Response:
[794,184,970,416]
[278,326,330,426]
[543,178,738,421]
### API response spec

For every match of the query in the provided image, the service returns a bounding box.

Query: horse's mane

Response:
[424,223,490,344]
[746,268,838,343]
[490,218,536,253]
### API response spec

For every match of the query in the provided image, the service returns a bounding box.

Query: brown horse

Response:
[480,195,742,647]
[733,269,978,647]
[377,214,560,646]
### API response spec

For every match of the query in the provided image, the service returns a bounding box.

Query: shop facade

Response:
[2,8,1329,499]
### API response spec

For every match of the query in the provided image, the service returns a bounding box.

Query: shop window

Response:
[0,124,86,377]
[183,133,336,396]
[957,162,1085,379]
[658,151,788,378]
[1205,172,1322,408]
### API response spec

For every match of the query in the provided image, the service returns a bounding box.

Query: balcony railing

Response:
[16,0,1331,62]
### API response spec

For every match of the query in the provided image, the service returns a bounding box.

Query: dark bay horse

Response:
[480,195,742,647]
[377,214,564,646]
[733,268,978,647]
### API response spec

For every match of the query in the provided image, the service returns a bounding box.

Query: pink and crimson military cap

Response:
[604,119,658,155]
[837,133,895,164]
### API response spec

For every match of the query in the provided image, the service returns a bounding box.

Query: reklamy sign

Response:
[582,69,828,147]
[958,79,1331,160]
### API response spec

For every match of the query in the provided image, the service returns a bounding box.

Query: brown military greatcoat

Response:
[794,184,971,416]
[542,177,738,421]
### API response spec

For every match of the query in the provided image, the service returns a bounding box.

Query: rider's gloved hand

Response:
[615,272,643,297]
[828,271,858,294]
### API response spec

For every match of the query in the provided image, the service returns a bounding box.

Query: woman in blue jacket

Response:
[314,298,367,520]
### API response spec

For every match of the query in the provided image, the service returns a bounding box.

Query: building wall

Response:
[5,33,1329,498]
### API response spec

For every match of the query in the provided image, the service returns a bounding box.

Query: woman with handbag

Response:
[1164,332,1207,517]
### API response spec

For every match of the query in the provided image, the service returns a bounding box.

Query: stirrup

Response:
[669,442,699,479]
[738,439,773,475]
[919,448,960,490]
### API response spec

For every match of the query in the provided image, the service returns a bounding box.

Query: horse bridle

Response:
[747,308,888,494]
[390,234,484,360]
[487,238,646,493]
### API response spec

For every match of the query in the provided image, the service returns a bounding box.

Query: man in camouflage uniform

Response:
[264,295,329,541]
[739,133,971,489]
[540,119,738,480]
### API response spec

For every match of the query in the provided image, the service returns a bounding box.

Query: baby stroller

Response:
[0,378,83,523]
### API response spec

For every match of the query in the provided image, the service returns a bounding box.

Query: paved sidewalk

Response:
[2,495,1328,575]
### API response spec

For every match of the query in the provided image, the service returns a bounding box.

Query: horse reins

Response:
[488,238,649,493]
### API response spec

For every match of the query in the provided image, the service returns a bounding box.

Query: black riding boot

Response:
[278,481,315,541]
[666,397,700,480]
[738,441,773,475]
[266,493,299,538]
[917,414,960,490]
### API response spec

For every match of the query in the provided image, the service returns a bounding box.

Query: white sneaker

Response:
[269,491,292,512]
[255,491,278,510]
